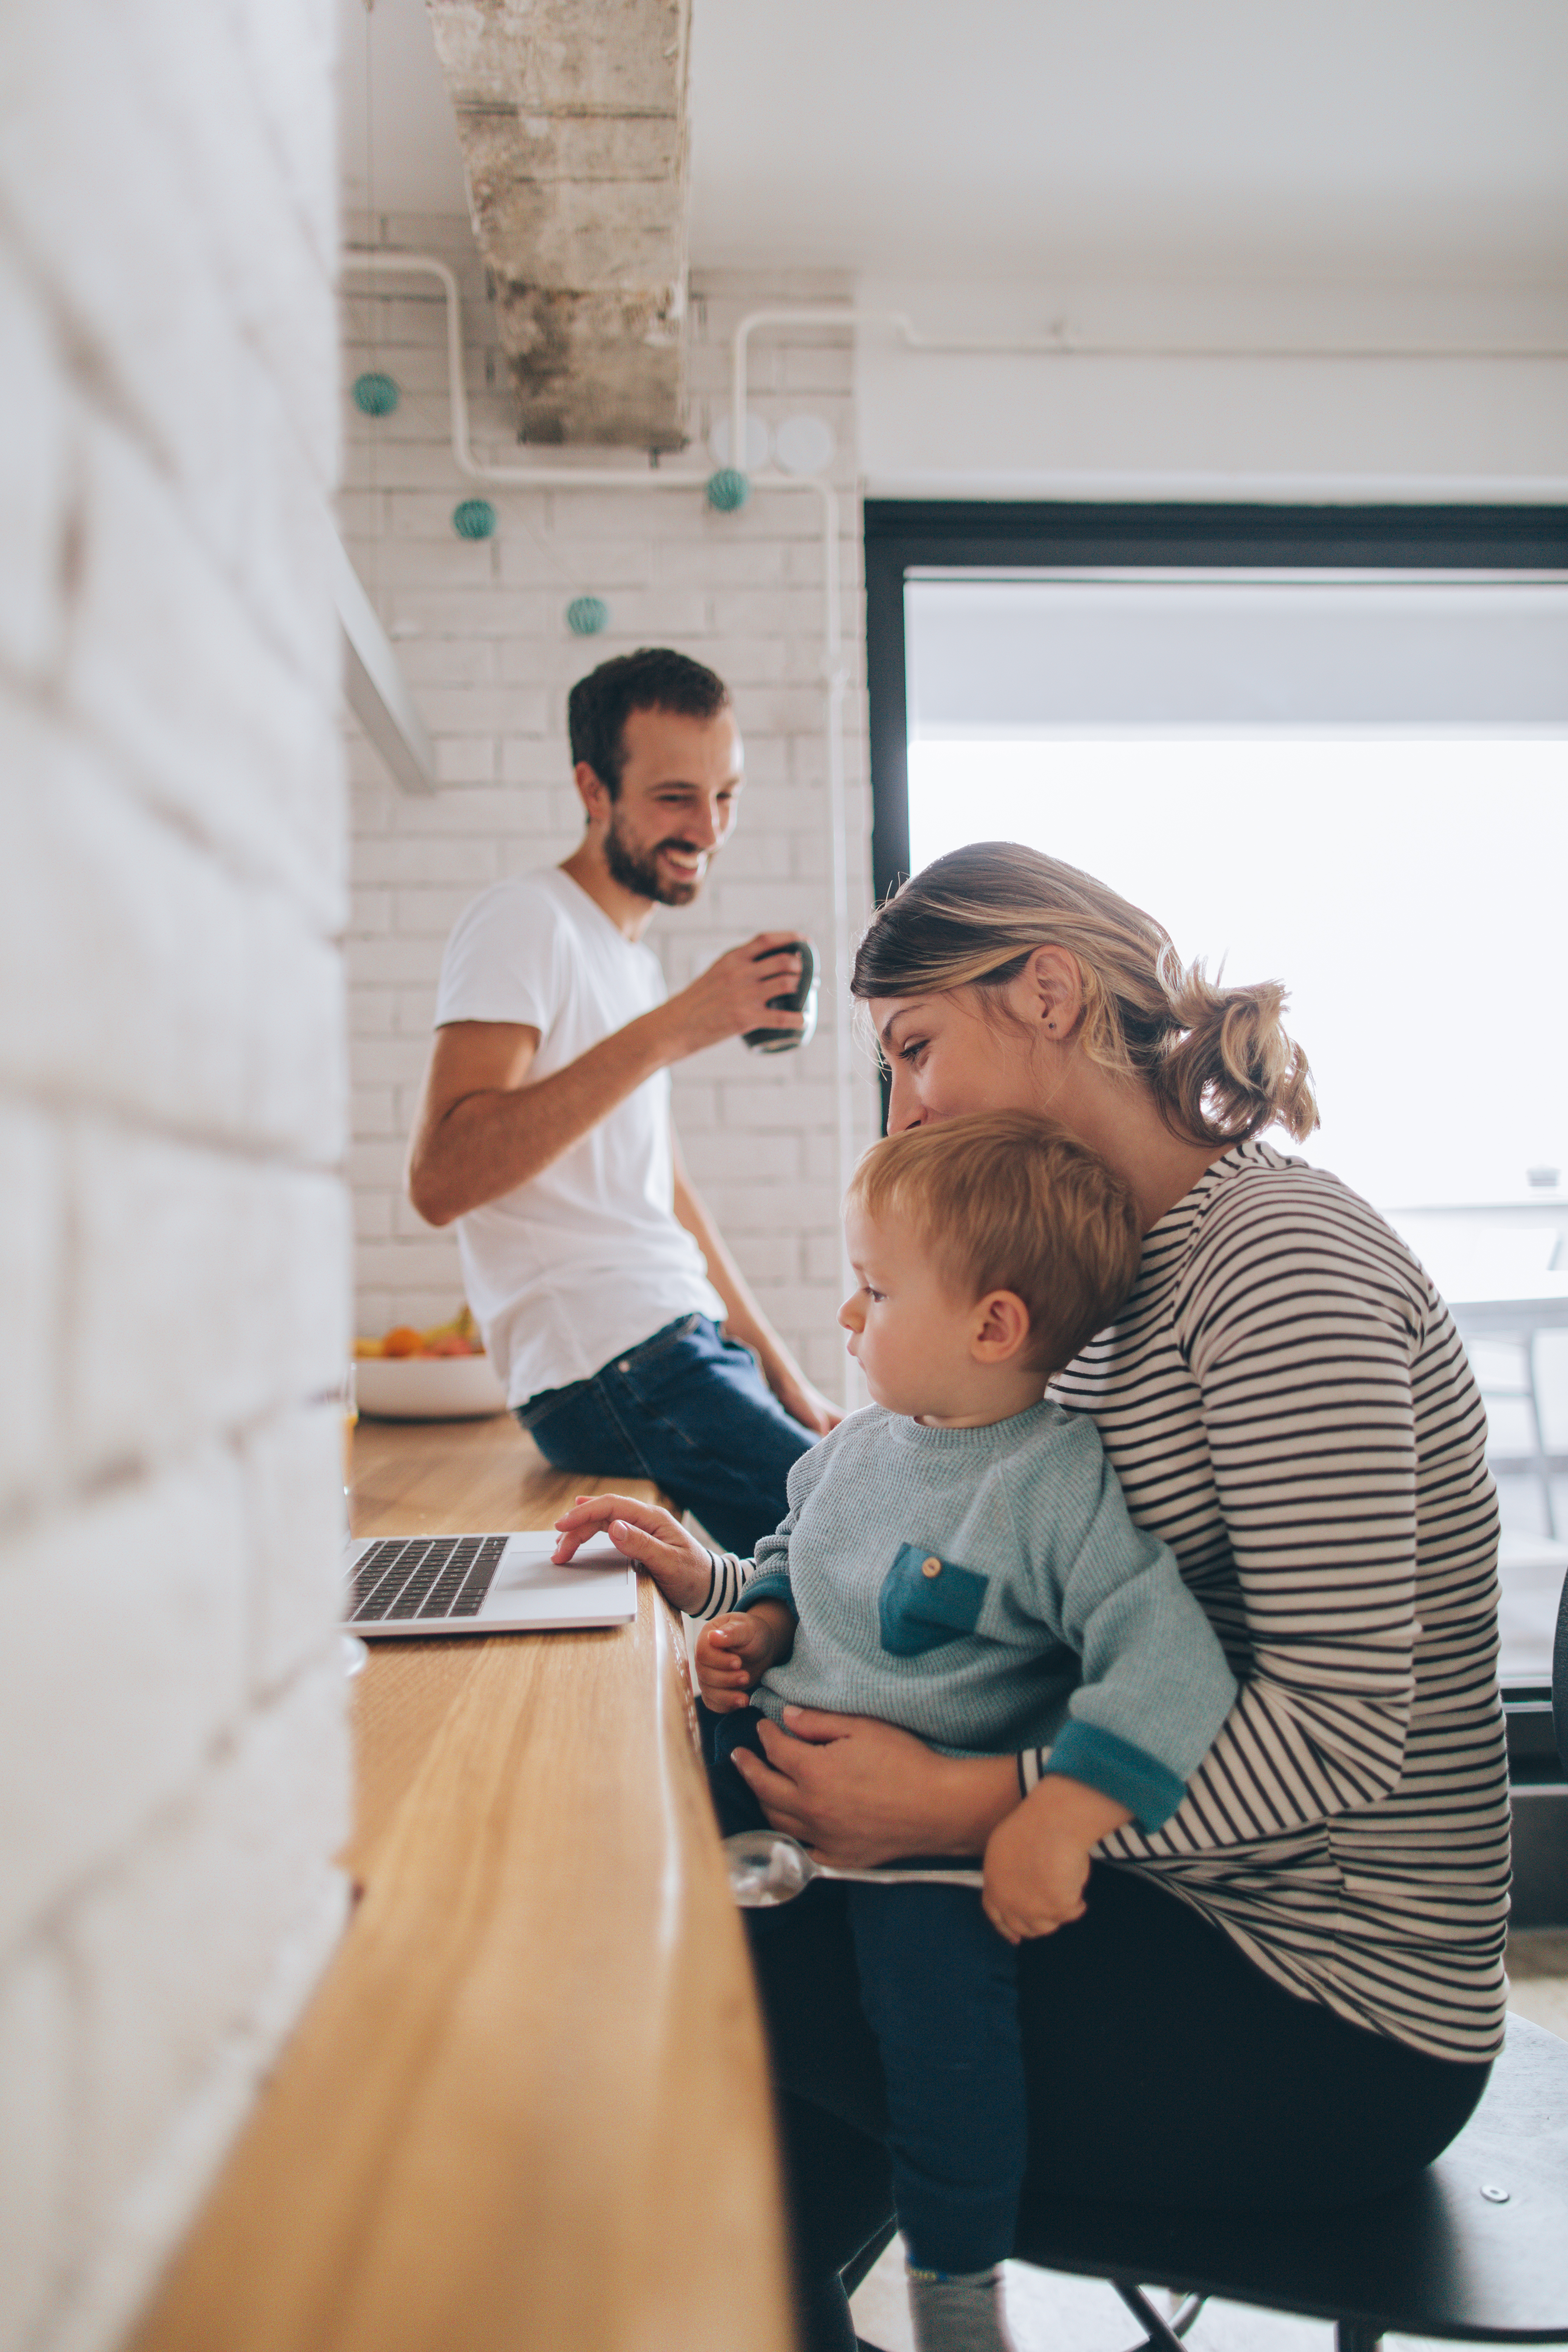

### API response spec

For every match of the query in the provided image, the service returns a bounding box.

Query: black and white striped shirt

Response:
[703,1140,1510,2064]
[1043,1139,1510,2063]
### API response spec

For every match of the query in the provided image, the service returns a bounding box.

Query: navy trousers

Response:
[713,1708,1026,2274]
[516,1312,816,1557]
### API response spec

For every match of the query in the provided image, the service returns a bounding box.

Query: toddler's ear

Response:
[970,1287,1031,1364]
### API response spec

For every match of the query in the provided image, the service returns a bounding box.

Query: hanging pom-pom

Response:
[451,498,497,540]
[352,371,400,417]
[566,596,609,636]
[705,468,751,513]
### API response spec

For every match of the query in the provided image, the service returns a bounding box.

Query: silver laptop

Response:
[342,1528,637,1638]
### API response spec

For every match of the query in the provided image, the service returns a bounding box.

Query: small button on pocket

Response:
[879,1543,988,1657]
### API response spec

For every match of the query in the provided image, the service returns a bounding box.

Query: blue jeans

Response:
[514,1313,816,1558]
[713,1709,1026,2274]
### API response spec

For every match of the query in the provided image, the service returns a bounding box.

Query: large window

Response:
[866,502,1568,1693]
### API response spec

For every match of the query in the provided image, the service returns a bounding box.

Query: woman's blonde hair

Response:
[852,842,1318,1147]
[847,1112,1142,1374]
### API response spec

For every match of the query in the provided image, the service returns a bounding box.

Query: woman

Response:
[566,842,1510,2352]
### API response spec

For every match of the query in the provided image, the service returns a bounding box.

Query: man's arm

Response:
[672,1137,843,1435]
[406,933,807,1228]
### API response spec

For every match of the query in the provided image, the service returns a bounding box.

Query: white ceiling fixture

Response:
[709,410,772,470]
[774,415,838,475]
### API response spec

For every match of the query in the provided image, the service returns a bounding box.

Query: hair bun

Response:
[1159,964,1318,1144]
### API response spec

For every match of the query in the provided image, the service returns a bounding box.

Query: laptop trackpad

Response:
[478,1531,634,1622]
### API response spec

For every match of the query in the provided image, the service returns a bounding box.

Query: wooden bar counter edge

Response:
[129,1413,797,2352]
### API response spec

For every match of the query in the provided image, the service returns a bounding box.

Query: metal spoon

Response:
[723,1828,985,1907]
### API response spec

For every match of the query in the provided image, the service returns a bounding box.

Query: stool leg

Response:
[1112,2283,1186,2351]
[1335,2325,1383,2352]
[1524,1333,1558,1541]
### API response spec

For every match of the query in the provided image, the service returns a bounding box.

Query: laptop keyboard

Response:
[349,1535,509,1624]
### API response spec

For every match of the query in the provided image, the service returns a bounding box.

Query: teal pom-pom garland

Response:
[352,371,400,417]
[566,596,609,637]
[451,498,497,540]
[705,467,751,513]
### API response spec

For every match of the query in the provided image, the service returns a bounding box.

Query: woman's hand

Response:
[552,1492,715,1616]
[729,1707,1020,1870]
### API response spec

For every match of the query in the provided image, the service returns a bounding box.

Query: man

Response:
[406,647,840,1555]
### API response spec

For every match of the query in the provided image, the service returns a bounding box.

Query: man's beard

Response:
[603,806,705,905]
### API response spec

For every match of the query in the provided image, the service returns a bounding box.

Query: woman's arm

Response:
[1090,1175,1441,1863]
[730,1710,1021,1868]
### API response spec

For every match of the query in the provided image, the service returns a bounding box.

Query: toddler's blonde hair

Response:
[847,1112,1142,1374]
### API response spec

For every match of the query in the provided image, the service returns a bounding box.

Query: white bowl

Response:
[355,1353,509,1421]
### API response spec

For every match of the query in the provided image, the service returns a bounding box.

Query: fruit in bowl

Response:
[352,1309,508,1420]
[355,1308,485,1360]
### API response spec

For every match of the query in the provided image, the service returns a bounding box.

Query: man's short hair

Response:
[567,648,731,798]
[847,1112,1142,1374]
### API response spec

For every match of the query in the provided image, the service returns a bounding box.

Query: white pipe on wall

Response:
[730,304,1568,464]
[728,305,1568,523]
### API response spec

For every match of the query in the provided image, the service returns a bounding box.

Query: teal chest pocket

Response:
[878,1543,989,1658]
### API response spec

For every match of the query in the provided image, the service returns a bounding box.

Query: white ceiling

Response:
[340,0,1567,284]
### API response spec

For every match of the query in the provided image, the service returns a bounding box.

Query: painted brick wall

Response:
[0,6,351,2347]
[341,218,880,1397]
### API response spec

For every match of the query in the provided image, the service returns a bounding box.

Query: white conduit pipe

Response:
[730,303,1568,459]
[342,251,862,1381]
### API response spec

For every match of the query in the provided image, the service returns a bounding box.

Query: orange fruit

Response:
[382,1324,424,1358]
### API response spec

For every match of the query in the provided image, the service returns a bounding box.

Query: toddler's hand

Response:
[551,1492,715,1615]
[695,1611,780,1712]
[981,1773,1130,1945]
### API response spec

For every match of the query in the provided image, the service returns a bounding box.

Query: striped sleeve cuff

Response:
[696,1550,749,1619]
[1041,1721,1189,1831]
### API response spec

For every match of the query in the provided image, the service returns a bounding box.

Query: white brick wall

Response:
[0,6,350,2348]
[341,223,881,1394]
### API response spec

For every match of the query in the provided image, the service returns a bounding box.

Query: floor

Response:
[849,1933,1568,2352]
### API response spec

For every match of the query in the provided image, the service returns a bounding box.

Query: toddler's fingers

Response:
[983,1897,1022,1945]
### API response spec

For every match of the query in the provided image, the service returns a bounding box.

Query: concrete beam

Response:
[425,0,691,449]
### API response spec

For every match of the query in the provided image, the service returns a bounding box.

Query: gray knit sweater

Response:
[738,1400,1236,1831]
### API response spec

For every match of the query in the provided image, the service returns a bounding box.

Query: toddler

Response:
[561,1114,1236,2352]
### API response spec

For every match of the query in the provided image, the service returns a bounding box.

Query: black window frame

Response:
[863,497,1568,1885]
[865,496,1568,904]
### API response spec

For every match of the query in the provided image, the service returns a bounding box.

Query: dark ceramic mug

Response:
[743,938,819,1054]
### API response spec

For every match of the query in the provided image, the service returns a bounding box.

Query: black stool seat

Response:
[1012,2011,1568,2347]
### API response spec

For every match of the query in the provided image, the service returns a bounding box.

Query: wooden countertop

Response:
[131,1413,795,2352]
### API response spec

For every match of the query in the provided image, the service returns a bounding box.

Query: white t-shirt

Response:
[432,867,725,1404]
